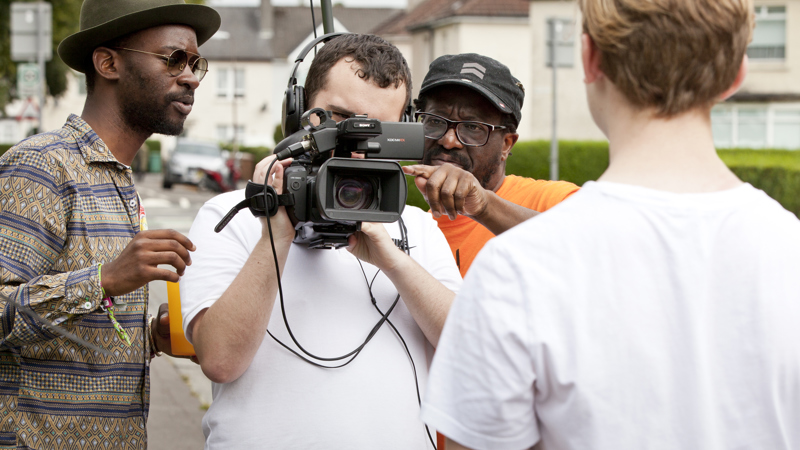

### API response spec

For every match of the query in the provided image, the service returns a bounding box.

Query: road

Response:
[136,172,223,449]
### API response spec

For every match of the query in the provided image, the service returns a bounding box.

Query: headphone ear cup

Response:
[282,85,305,137]
[281,86,293,138]
[296,85,305,128]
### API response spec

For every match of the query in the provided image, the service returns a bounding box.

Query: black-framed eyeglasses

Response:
[415,112,507,147]
[115,48,209,82]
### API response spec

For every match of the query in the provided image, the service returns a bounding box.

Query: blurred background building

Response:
[2,0,799,152]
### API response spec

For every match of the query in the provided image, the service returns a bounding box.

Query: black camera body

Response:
[273,108,424,249]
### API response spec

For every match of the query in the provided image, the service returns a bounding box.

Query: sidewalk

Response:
[148,358,206,448]
[147,280,211,449]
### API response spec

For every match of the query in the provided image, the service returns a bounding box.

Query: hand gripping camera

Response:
[215,108,424,249]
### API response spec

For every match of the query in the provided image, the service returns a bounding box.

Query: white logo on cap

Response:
[460,63,486,79]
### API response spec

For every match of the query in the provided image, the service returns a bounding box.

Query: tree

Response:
[0,0,83,116]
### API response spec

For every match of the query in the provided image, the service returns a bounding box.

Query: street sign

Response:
[546,18,574,69]
[10,2,52,62]
[16,99,39,120]
[16,64,40,98]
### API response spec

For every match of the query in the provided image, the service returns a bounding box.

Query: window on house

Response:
[711,109,734,148]
[217,68,245,99]
[737,108,768,147]
[747,6,786,60]
[712,104,800,149]
[773,110,800,149]
[546,18,575,68]
[217,124,245,144]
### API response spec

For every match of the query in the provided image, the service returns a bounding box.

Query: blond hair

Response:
[578,0,754,117]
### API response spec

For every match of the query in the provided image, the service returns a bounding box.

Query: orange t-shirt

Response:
[435,175,579,277]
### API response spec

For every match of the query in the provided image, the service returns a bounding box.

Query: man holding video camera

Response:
[404,54,580,277]
[180,34,461,448]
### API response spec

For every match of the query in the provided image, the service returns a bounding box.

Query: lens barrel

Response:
[334,176,377,210]
[316,158,406,223]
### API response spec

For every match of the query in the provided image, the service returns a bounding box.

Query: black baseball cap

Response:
[418,53,525,127]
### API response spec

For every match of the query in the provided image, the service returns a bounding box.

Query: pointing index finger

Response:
[402,164,437,179]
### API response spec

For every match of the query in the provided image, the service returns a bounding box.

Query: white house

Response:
[527,0,800,149]
[2,1,401,153]
[189,1,401,150]
[8,0,798,151]
[374,0,537,138]
[374,0,800,149]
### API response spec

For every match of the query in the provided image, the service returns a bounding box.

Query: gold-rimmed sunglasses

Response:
[115,48,209,82]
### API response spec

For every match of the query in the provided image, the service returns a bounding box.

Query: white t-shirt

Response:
[181,189,461,449]
[421,181,800,450]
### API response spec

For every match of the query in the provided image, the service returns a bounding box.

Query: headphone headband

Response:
[282,32,352,137]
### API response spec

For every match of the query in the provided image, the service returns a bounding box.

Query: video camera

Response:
[215,107,424,249]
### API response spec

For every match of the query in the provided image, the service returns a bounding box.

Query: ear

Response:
[718,55,748,101]
[581,33,604,84]
[92,47,121,82]
[501,133,518,161]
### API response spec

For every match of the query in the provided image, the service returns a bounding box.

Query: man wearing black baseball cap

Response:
[0,0,219,447]
[403,54,580,277]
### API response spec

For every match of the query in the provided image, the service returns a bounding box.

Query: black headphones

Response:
[282,32,349,137]
[281,32,413,137]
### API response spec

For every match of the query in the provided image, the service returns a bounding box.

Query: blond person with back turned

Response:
[421,1,800,449]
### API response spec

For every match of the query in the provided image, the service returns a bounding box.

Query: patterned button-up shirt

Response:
[0,115,151,449]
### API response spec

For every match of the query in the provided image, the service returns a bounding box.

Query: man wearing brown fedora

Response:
[0,0,219,448]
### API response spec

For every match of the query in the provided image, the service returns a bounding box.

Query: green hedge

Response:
[404,140,609,211]
[718,149,800,217]
[404,141,800,218]
[506,140,610,186]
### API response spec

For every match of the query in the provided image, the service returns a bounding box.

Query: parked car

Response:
[162,140,230,190]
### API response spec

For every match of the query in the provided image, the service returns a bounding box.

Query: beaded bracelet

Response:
[97,263,106,298]
[97,263,131,346]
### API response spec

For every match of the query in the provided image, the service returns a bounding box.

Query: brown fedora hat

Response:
[58,0,221,73]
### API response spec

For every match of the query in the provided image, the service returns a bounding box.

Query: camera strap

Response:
[214,181,295,233]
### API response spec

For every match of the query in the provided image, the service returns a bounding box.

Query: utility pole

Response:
[320,0,334,34]
[36,2,46,130]
[547,18,561,181]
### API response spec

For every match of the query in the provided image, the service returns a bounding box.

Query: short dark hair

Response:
[305,34,412,110]
[414,94,518,135]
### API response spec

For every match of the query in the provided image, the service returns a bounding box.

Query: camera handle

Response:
[214,182,295,233]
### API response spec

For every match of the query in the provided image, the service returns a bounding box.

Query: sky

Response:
[208,0,407,7]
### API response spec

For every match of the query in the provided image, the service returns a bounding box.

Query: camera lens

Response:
[334,176,376,210]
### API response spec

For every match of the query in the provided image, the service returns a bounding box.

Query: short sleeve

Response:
[421,241,539,450]
[405,206,462,294]
[180,192,260,342]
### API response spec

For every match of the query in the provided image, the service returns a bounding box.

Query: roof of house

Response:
[372,0,529,36]
[201,5,402,61]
